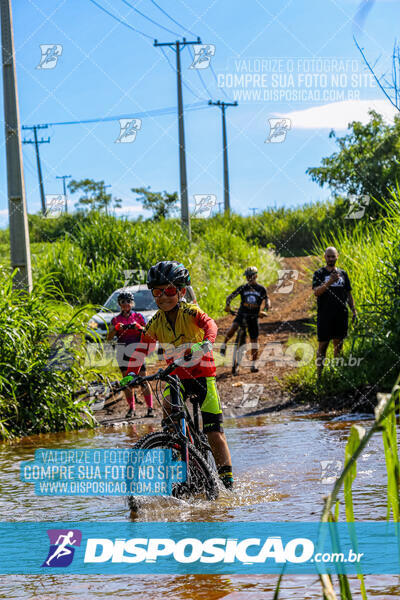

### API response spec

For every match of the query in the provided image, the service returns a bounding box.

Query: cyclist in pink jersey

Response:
[106,292,154,418]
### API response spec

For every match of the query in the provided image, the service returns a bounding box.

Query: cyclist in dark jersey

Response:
[220,266,270,373]
[312,247,357,377]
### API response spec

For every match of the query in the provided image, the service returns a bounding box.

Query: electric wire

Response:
[88,0,154,40]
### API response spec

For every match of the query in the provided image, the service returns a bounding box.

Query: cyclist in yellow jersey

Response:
[126,261,234,489]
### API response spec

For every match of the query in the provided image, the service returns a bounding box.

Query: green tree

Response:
[132,186,178,220]
[307,111,400,210]
[69,179,120,213]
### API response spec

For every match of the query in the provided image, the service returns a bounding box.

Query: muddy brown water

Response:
[0,410,398,599]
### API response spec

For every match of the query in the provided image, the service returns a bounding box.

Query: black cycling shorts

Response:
[234,312,259,339]
[317,310,349,342]
[163,376,224,433]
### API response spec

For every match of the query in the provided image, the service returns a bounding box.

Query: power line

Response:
[22,125,50,214]
[148,0,197,37]
[160,46,206,101]
[155,37,202,240]
[120,0,180,36]
[56,175,72,213]
[146,1,227,101]
[87,0,154,40]
[209,62,229,99]
[208,100,238,213]
[187,45,213,98]
[23,102,208,128]
[89,0,207,102]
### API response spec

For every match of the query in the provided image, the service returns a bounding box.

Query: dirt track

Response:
[215,256,318,415]
[98,256,319,426]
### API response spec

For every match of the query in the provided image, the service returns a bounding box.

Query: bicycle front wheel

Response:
[127,432,219,510]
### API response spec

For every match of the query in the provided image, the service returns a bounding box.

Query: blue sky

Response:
[0,0,398,226]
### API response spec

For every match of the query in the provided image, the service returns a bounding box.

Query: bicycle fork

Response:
[168,376,190,488]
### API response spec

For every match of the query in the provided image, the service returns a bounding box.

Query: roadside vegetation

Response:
[285,110,400,406]
[0,268,101,440]
[1,110,400,437]
[286,194,400,404]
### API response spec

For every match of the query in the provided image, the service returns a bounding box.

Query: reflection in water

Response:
[0,411,398,598]
[2,574,400,600]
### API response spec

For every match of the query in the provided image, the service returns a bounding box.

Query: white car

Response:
[86,284,197,341]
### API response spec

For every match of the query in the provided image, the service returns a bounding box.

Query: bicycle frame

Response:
[117,359,214,491]
[230,310,250,375]
[165,375,190,488]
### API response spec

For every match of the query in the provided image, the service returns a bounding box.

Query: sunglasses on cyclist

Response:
[151,286,178,297]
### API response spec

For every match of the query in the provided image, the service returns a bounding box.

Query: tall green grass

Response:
[0,268,100,440]
[35,213,280,316]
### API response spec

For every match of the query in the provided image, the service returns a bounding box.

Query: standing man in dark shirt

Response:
[220,266,270,373]
[312,247,357,377]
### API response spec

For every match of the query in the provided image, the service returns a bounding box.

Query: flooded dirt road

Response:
[0,409,397,600]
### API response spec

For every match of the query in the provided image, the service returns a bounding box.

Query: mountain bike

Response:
[73,379,142,413]
[229,309,267,375]
[116,355,220,510]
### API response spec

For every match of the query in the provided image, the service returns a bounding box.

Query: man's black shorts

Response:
[234,312,259,339]
[317,310,349,342]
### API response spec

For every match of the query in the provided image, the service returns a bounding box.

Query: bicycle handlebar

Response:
[120,349,205,390]
[114,322,144,333]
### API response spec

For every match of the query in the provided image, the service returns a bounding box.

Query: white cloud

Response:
[276,99,398,130]
[114,204,148,216]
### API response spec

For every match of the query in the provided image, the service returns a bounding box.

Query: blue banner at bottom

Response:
[1,522,400,574]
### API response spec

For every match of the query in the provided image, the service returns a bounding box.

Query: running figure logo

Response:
[37,45,63,69]
[189,44,216,69]
[193,194,217,217]
[240,384,264,409]
[42,529,82,567]
[274,270,299,294]
[265,118,291,143]
[345,194,370,219]
[45,195,65,218]
[115,119,142,143]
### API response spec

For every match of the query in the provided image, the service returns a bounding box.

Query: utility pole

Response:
[22,124,49,214]
[1,0,32,291]
[208,100,238,214]
[56,174,72,213]
[154,37,201,241]
[250,207,258,217]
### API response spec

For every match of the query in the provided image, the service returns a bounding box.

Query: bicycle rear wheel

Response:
[128,432,219,511]
[232,328,246,375]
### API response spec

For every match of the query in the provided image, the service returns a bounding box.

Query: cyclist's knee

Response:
[207,430,225,442]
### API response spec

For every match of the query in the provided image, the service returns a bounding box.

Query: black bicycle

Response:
[73,378,142,413]
[229,309,267,375]
[116,356,219,509]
